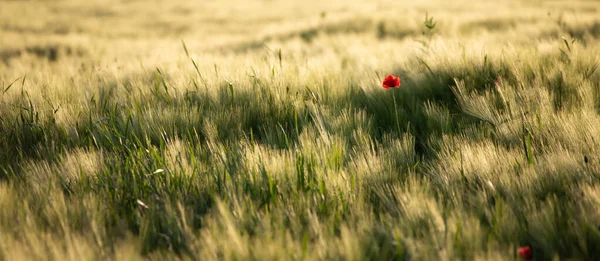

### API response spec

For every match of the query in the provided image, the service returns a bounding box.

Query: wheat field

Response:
[1,0,600,260]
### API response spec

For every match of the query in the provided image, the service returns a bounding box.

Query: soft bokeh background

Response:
[2,0,598,72]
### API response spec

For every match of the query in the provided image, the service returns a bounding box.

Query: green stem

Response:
[393,90,401,136]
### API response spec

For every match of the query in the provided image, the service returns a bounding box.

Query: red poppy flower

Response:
[518,246,532,260]
[382,75,401,89]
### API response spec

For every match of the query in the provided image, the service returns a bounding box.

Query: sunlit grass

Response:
[1,0,600,260]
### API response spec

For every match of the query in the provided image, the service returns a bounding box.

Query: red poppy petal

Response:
[393,77,400,87]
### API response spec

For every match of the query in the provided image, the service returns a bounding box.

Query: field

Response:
[1,0,600,260]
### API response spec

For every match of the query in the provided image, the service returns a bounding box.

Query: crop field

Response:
[1,0,600,260]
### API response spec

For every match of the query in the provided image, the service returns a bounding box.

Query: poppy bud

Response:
[518,246,532,260]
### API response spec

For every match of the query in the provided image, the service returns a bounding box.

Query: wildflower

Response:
[382,74,401,89]
[518,246,532,260]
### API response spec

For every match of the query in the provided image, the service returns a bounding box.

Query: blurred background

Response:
[1,0,598,72]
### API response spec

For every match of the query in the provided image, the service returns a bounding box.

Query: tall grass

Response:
[1,0,600,260]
